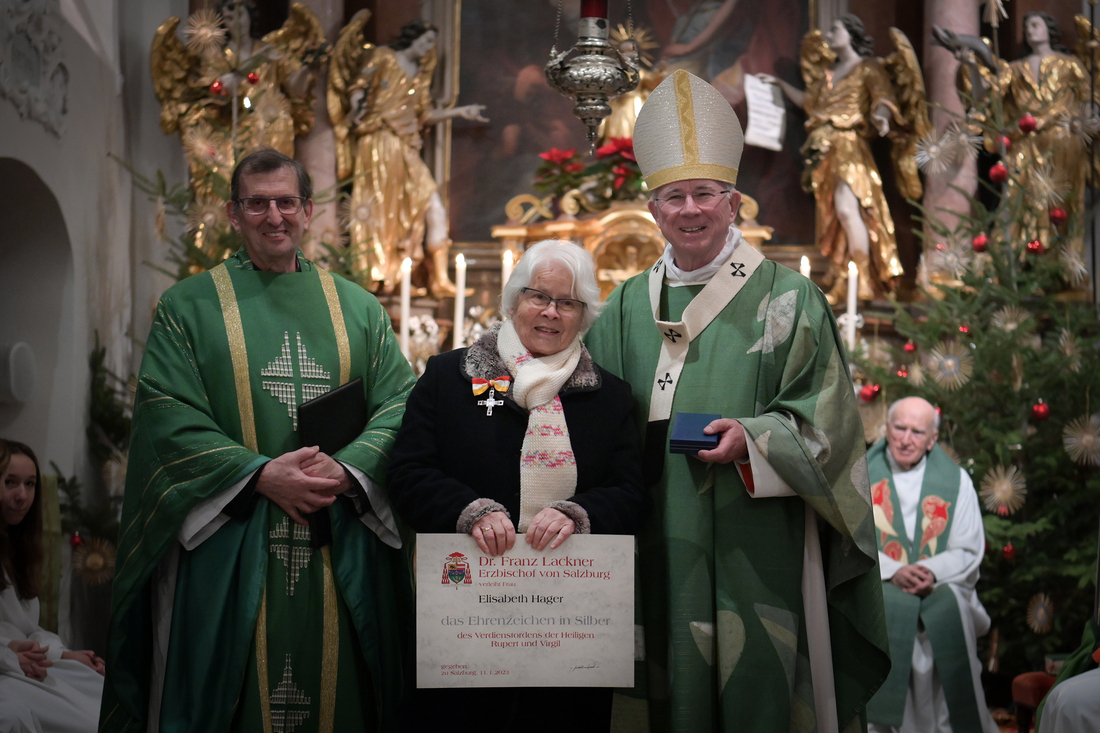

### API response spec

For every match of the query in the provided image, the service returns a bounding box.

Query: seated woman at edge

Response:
[387,238,648,732]
[0,439,105,732]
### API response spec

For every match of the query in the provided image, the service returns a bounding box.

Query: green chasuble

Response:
[100,250,416,733]
[586,258,889,733]
[865,442,985,731]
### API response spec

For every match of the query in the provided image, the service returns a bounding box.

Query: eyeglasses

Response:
[235,196,308,216]
[520,287,586,315]
[653,189,731,211]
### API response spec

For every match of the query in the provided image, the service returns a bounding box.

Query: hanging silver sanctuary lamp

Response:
[545,0,640,144]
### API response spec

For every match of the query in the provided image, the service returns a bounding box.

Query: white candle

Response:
[846,260,859,353]
[502,249,514,287]
[400,258,412,359]
[800,256,811,279]
[453,254,466,349]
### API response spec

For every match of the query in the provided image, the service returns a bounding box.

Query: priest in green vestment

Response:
[99,149,417,733]
[866,397,998,733]
[584,70,890,733]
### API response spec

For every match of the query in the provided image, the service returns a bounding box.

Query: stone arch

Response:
[0,157,75,455]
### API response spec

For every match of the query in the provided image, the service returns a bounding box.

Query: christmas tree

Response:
[854,107,1100,677]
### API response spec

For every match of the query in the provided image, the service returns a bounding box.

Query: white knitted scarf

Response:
[497,320,581,531]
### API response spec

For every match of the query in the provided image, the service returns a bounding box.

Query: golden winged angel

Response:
[942,12,1100,281]
[329,11,488,297]
[759,15,928,302]
[151,1,325,257]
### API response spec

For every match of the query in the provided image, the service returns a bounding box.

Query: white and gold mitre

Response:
[633,69,743,190]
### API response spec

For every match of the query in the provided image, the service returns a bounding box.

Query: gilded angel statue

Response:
[937,12,1100,278]
[758,15,929,302]
[151,1,325,257]
[329,11,488,298]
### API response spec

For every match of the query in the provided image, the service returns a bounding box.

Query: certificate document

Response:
[415,533,634,688]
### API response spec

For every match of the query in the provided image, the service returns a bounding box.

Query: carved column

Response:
[296,0,343,258]
[921,0,980,234]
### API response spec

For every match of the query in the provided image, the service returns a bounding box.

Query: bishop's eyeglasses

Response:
[652,189,731,212]
[235,196,308,216]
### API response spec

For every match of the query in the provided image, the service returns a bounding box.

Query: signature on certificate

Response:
[570,662,600,671]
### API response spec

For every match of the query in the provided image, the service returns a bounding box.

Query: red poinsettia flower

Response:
[612,164,632,189]
[539,147,577,165]
[597,137,636,161]
[564,163,584,173]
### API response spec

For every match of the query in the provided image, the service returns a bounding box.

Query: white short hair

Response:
[887,397,941,432]
[501,240,603,332]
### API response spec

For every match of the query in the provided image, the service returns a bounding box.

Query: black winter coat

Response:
[387,334,647,536]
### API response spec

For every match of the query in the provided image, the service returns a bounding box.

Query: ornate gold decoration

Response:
[1027,162,1068,208]
[991,305,1032,333]
[1059,329,1082,372]
[151,4,325,222]
[184,9,226,56]
[943,121,982,161]
[504,195,554,225]
[907,361,925,387]
[1059,246,1089,286]
[979,464,1027,515]
[926,340,974,390]
[1063,415,1100,466]
[1027,593,1054,634]
[915,133,952,174]
[545,9,640,143]
[72,538,117,586]
[791,22,925,301]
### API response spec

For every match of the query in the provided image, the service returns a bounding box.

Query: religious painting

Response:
[447,0,814,246]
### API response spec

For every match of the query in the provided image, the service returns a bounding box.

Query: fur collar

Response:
[461,324,601,393]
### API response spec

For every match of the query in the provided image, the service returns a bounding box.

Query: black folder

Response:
[298,377,367,547]
[299,377,367,455]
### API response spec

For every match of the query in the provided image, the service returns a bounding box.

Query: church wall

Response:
[118,0,189,374]
[0,2,130,483]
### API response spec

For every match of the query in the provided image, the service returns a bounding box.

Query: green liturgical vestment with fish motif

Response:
[99,249,415,733]
[586,246,889,733]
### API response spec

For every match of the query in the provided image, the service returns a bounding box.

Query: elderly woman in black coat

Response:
[387,238,646,732]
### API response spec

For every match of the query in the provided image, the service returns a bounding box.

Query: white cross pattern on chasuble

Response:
[270,653,311,733]
[269,517,312,596]
[261,331,332,430]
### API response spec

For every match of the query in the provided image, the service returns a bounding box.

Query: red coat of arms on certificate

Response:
[442,551,472,586]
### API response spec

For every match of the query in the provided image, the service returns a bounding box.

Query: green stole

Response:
[100,251,414,733]
[865,442,983,731]
[586,262,889,733]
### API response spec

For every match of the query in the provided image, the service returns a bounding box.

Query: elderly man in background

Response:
[866,396,999,733]
[585,69,888,733]
[100,149,416,732]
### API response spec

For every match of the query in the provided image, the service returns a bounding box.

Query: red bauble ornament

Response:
[1003,543,1016,560]
[859,384,880,403]
[1002,135,1012,150]
[1031,400,1051,421]
[1049,208,1068,226]
[989,161,1008,184]
[210,79,224,96]
[903,341,917,353]
[1026,239,1045,255]
[959,324,970,334]
[70,533,83,548]
[972,233,988,253]
[1019,113,1037,133]
[996,505,1009,517]
[897,367,909,378]
[247,72,259,85]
